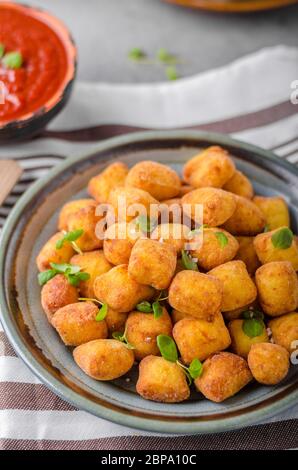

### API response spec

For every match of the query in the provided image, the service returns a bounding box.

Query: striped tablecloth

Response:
[0,45,298,450]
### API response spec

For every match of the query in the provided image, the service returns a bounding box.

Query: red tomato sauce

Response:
[0,6,68,124]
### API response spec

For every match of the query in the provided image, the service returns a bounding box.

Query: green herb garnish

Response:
[242,309,265,338]
[157,334,178,362]
[38,263,90,287]
[112,329,134,350]
[78,297,108,321]
[152,301,163,319]
[136,301,153,313]
[157,48,178,65]
[128,48,146,61]
[263,224,270,233]
[95,303,108,321]
[271,227,293,250]
[136,298,164,320]
[215,232,228,248]
[189,358,203,380]
[38,269,57,286]
[56,229,84,254]
[135,215,157,233]
[157,334,202,384]
[0,44,5,59]
[177,358,203,384]
[242,318,265,338]
[181,249,198,271]
[2,51,23,69]
[165,65,178,81]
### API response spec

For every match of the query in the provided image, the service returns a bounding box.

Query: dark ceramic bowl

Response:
[0,2,77,143]
[0,131,297,434]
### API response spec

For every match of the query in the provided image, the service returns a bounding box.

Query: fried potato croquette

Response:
[228,319,269,358]
[248,343,290,385]
[51,302,108,346]
[103,222,138,265]
[235,236,261,276]
[108,186,159,222]
[190,227,239,271]
[88,162,129,203]
[58,199,97,231]
[93,264,155,312]
[195,352,252,402]
[169,270,223,321]
[223,170,254,199]
[223,195,265,235]
[208,260,257,312]
[173,313,231,364]
[70,250,112,298]
[36,232,75,272]
[41,274,78,321]
[255,261,298,316]
[268,312,298,353]
[253,196,290,231]
[73,339,134,380]
[125,308,172,360]
[136,355,190,403]
[182,187,236,226]
[67,205,103,251]
[125,160,181,200]
[150,223,190,254]
[183,146,235,189]
[128,239,177,290]
[254,227,298,270]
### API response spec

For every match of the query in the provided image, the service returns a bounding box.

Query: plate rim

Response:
[0,129,297,435]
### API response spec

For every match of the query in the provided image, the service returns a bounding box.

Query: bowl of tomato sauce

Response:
[0,2,77,142]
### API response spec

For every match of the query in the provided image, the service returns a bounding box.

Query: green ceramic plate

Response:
[0,131,297,434]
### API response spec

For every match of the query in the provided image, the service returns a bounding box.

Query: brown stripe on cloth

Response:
[40,100,297,142]
[0,419,297,450]
[0,332,17,357]
[0,382,76,411]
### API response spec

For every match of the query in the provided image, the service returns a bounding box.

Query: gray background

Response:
[14,0,298,82]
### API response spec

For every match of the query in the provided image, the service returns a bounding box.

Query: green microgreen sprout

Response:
[242,309,265,338]
[78,297,108,322]
[112,329,135,350]
[156,48,179,65]
[128,47,181,80]
[56,229,84,254]
[128,47,147,62]
[181,249,199,271]
[271,227,293,250]
[157,335,203,384]
[38,263,90,287]
[215,232,228,248]
[136,291,168,319]
[165,65,178,81]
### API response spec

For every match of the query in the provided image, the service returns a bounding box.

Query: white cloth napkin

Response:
[0,45,298,449]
